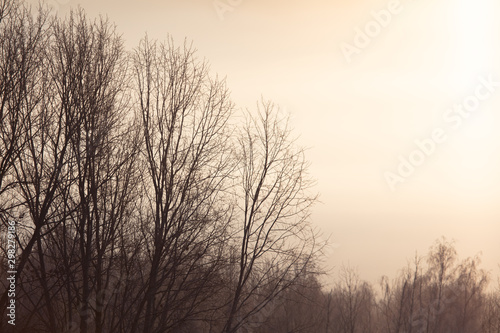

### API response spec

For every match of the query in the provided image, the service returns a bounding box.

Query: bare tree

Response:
[0,3,53,328]
[331,265,374,333]
[0,7,140,333]
[222,100,320,333]
[450,256,489,333]
[130,35,235,333]
[423,237,458,333]
[378,254,424,333]
[44,10,135,333]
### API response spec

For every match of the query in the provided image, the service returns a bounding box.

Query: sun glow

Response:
[443,0,500,189]
[452,0,494,90]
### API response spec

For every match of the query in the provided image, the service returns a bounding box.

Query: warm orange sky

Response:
[37,0,500,287]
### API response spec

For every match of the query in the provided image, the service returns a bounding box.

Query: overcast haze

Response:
[41,0,500,286]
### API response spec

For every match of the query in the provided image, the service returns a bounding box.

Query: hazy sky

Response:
[39,0,500,287]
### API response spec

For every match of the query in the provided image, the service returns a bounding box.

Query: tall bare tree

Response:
[222,100,320,333]
[45,10,135,333]
[130,36,235,333]
[0,3,53,328]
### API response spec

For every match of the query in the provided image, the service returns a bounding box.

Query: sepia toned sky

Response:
[41,0,500,287]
